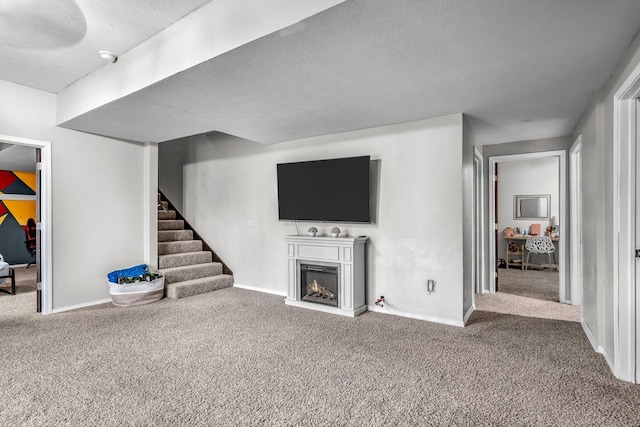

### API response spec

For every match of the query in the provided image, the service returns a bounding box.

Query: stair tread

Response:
[158,219,185,231]
[158,210,177,220]
[158,240,201,245]
[158,240,203,255]
[158,230,193,242]
[159,262,222,274]
[165,274,233,299]
[158,250,212,269]
[166,274,232,287]
[159,250,210,258]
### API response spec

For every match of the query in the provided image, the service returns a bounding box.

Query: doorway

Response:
[0,134,52,314]
[488,150,568,303]
[569,136,583,308]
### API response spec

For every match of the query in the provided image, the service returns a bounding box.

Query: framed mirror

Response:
[514,194,550,220]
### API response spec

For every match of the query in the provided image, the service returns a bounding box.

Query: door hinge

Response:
[636,249,640,258]
[495,223,498,230]
[36,282,42,291]
[494,175,498,182]
[36,222,42,231]
[36,162,43,171]
[494,272,498,278]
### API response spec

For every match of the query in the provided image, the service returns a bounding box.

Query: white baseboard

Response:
[366,304,465,327]
[581,320,598,350]
[52,298,112,314]
[600,346,614,373]
[463,304,475,325]
[581,320,615,373]
[233,283,287,297]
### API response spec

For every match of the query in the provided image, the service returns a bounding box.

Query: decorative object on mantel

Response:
[331,227,340,238]
[307,226,318,237]
[550,216,559,237]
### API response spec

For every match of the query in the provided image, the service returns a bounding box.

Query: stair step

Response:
[159,200,169,209]
[158,219,184,231]
[158,210,176,220]
[160,262,223,284]
[158,230,193,242]
[159,251,212,269]
[158,240,203,255]
[165,274,234,299]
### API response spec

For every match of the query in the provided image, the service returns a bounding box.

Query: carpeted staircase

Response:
[158,197,233,299]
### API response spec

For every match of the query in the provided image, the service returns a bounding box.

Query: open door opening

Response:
[488,151,568,305]
[0,134,51,314]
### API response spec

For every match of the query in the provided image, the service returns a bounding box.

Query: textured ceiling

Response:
[0,0,213,92]
[0,145,36,172]
[5,0,640,147]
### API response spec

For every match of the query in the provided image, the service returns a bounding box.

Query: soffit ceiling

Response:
[0,0,213,92]
[3,0,640,147]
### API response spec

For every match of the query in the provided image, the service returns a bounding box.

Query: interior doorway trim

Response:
[488,150,567,301]
[613,60,640,383]
[569,135,583,309]
[474,147,485,294]
[0,134,52,314]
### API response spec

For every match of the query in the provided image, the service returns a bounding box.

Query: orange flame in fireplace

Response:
[308,279,335,299]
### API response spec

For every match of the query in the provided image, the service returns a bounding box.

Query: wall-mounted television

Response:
[277,155,371,223]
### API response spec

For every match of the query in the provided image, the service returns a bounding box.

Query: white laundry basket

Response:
[108,276,164,307]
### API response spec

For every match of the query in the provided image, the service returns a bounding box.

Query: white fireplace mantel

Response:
[285,235,367,317]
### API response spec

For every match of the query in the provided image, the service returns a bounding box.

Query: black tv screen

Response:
[277,156,371,223]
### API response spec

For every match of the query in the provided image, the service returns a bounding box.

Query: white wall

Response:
[160,114,469,326]
[497,157,560,260]
[572,29,640,368]
[0,79,149,310]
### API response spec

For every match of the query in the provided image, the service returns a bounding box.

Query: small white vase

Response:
[308,231,317,237]
[331,232,339,238]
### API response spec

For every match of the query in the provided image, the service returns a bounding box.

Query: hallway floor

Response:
[475,268,580,322]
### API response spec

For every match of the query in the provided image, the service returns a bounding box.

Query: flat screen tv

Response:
[277,156,371,223]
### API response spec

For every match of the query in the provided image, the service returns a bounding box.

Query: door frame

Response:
[488,150,567,300]
[474,147,485,294]
[0,134,52,314]
[613,60,640,383]
[569,135,583,308]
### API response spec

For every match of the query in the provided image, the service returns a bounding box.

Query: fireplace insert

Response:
[300,264,339,307]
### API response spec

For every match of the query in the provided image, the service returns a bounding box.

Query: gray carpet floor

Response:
[0,265,37,300]
[477,268,581,323]
[1,284,638,426]
[498,268,559,302]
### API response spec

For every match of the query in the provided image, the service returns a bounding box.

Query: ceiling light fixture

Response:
[99,50,118,63]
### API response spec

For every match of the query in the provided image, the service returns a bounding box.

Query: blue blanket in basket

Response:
[108,264,148,283]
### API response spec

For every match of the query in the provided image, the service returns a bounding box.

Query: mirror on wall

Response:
[513,194,550,220]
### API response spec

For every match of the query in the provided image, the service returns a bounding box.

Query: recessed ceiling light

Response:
[99,50,118,63]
